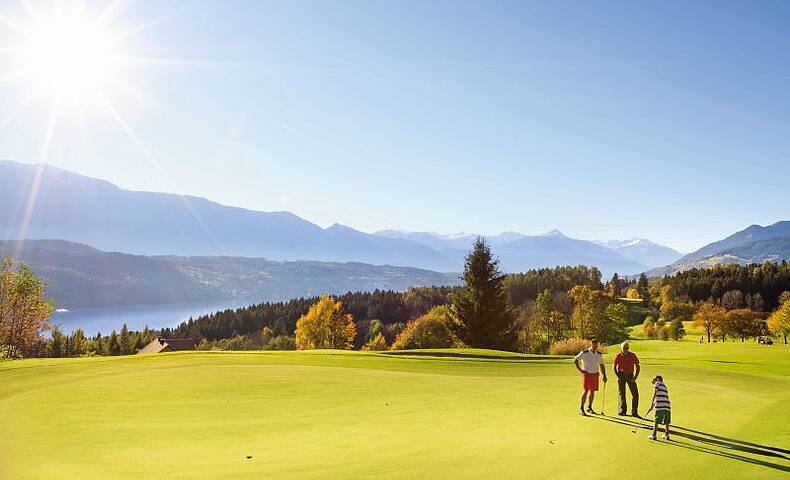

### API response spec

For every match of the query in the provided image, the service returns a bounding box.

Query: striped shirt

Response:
[654,381,671,411]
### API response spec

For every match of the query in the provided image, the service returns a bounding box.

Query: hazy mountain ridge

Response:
[593,238,683,269]
[0,239,459,309]
[645,222,790,276]
[376,229,676,274]
[4,161,783,279]
[0,161,456,271]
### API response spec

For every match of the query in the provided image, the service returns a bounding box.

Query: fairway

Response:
[2,342,789,479]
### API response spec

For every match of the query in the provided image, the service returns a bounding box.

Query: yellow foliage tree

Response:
[0,257,54,358]
[361,332,388,351]
[625,288,641,300]
[295,295,356,350]
[391,305,462,350]
[767,300,790,344]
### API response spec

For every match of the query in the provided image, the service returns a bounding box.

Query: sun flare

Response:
[16,11,121,100]
[1,3,131,106]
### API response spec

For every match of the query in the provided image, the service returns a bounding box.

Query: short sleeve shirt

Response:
[654,381,671,411]
[613,351,640,374]
[574,349,603,373]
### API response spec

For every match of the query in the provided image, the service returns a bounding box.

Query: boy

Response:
[644,375,671,440]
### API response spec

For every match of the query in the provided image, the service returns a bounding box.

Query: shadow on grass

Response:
[379,351,557,361]
[588,415,790,473]
[706,360,758,365]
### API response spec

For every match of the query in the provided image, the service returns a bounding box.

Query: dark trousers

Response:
[617,373,639,414]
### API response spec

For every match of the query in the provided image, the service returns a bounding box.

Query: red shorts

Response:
[583,372,599,391]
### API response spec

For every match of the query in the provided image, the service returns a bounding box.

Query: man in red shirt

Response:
[613,341,641,417]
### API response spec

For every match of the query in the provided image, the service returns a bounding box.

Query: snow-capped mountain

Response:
[375,229,649,275]
[593,238,683,269]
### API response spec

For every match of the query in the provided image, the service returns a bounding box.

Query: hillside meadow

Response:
[1,341,788,479]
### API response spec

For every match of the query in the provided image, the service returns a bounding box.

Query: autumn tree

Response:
[721,290,745,310]
[767,299,790,344]
[0,257,54,358]
[295,295,356,350]
[723,308,759,342]
[391,305,461,350]
[661,301,694,323]
[568,285,626,342]
[642,316,657,339]
[625,288,641,300]
[451,238,515,350]
[692,303,726,343]
[361,332,388,351]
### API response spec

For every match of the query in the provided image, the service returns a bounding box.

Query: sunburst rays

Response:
[1,0,224,255]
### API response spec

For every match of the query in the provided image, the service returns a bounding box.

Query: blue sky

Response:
[1,0,788,252]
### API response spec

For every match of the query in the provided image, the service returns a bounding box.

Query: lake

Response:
[50,301,253,335]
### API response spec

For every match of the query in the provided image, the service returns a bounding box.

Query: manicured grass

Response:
[2,342,788,479]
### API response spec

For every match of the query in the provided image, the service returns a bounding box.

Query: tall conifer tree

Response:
[451,238,515,349]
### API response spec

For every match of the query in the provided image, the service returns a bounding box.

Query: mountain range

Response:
[2,161,787,282]
[645,221,790,276]
[1,160,681,275]
[374,229,680,274]
[0,239,458,309]
[0,161,454,271]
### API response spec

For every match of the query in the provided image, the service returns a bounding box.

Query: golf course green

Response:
[2,338,788,479]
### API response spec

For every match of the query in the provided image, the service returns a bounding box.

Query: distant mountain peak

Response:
[541,229,566,238]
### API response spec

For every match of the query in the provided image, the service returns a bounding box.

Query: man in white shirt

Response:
[573,338,608,416]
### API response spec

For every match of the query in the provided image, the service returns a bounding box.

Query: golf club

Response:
[601,379,606,415]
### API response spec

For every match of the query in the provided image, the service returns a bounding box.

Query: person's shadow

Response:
[588,414,790,473]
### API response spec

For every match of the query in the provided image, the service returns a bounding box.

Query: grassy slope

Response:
[1,343,788,480]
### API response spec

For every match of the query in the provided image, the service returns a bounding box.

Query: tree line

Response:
[2,251,789,359]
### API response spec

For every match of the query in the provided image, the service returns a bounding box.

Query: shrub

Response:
[657,325,670,341]
[216,335,256,351]
[361,332,388,351]
[669,318,686,341]
[549,338,590,356]
[391,305,462,350]
[266,336,296,350]
[642,316,657,339]
[383,322,405,344]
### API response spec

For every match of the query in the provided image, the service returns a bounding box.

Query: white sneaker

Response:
[662,434,670,440]
[648,434,657,440]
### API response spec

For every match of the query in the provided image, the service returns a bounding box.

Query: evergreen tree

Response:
[69,329,86,356]
[108,330,121,355]
[119,324,133,355]
[669,318,686,341]
[47,328,65,357]
[608,273,621,298]
[451,238,515,350]
[637,273,650,305]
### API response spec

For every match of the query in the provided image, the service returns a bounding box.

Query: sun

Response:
[15,9,122,101]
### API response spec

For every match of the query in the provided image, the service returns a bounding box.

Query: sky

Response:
[0,0,788,252]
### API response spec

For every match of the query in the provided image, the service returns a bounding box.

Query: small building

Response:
[137,337,198,354]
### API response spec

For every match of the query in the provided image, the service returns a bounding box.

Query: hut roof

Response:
[137,337,197,354]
